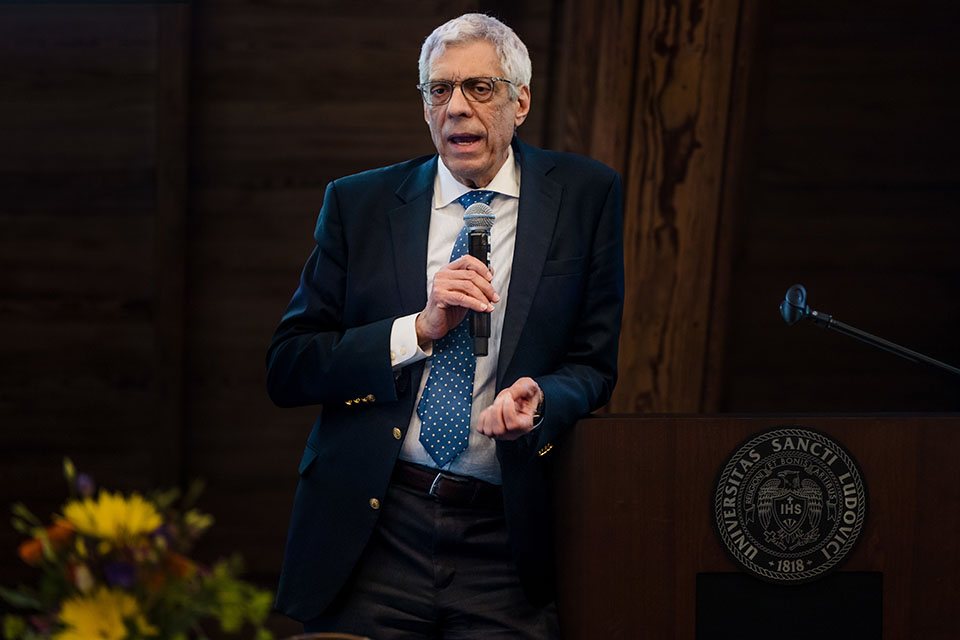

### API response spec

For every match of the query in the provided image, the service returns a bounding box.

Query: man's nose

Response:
[446,85,474,116]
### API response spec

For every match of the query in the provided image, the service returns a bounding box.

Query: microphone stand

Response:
[780,284,960,377]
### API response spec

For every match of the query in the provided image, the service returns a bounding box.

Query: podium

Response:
[552,415,960,639]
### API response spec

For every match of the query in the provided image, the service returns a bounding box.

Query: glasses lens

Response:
[464,78,495,102]
[424,82,453,105]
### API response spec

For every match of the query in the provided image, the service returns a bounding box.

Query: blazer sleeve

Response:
[529,171,624,455]
[266,180,400,408]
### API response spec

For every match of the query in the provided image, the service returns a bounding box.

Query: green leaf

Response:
[9,505,40,527]
[181,479,206,509]
[62,458,76,484]
[0,586,42,611]
[9,517,32,535]
[2,614,27,640]
[151,487,180,511]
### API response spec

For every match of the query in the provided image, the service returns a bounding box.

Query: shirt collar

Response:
[434,145,520,209]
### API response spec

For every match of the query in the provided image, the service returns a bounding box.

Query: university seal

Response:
[712,426,868,584]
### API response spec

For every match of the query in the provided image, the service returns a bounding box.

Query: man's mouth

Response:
[448,134,483,146]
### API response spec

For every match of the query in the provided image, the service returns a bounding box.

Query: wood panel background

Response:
[0,0,186,571]
[1,0,958,635]
[717,1,960,413]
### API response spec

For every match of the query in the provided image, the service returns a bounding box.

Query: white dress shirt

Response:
[388,147,520,484]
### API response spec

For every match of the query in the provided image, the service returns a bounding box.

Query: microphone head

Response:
[463,202,495,232]
[780,284,809,326]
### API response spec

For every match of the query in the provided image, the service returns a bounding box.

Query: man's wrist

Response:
[414,313,433,351]
[532,387,545,426]
[391,314,431,369]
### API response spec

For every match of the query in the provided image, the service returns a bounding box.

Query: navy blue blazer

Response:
[267,139,624,622]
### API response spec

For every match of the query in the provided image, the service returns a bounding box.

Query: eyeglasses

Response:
[416,77,515,106]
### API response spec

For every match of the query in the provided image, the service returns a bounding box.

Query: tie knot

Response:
[457,190,497,209]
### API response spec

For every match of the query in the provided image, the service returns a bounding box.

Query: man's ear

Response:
[514,85,531,127]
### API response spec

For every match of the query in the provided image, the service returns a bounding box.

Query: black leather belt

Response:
[392,461,503,509]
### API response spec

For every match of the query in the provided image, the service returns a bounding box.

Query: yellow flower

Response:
[54,587,158,640]
[61,491,162,542]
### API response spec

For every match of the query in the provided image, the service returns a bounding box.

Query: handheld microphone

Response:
[463,202,495,356]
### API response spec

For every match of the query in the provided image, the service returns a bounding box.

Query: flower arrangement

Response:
[1,460,273,640]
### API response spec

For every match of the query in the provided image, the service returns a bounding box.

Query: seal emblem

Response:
[713,426,868,584]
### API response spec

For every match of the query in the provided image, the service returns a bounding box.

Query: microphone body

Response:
[463,202,496,356]
[468,230,491,355]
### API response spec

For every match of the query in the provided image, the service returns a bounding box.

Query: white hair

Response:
[418,13,532,94]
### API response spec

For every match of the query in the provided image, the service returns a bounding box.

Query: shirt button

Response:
[390,351,396,362]
[400,346,407,356]
[369,498,381,510]
[392,427,402,440]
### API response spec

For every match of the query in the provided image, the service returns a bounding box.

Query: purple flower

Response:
[103,561,137,589]
[29,615,53,633]
[76,473,96,498]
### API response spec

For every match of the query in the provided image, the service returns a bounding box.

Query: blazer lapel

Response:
[388,157,436,314]
[497,141,561,389]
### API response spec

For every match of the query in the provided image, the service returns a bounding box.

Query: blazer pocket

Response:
[298,444,319,475]
[541,256,587,277]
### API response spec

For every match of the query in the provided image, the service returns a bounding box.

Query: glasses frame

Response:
[416,77,515,106]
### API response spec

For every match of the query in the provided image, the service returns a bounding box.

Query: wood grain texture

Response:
[615,0,743,412]
[548,0,747,413]
[554,415,960,639]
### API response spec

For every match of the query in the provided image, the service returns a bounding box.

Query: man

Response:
[268,13,623,638]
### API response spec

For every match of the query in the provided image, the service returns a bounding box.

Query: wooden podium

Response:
[552,415,960,639]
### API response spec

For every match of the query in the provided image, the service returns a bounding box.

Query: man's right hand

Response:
[415,255,498,348]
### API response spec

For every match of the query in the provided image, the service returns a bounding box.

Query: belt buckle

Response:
[428,470,470,502]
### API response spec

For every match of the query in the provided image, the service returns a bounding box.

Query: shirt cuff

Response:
[390,313,431,370]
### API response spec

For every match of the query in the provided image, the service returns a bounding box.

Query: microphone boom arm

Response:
[781,284,960,377]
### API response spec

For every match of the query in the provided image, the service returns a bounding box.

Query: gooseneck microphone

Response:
[779,284,960,376]
[463,202,496,356]
[779,284,810,326]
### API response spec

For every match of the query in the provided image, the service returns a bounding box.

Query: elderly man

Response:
[268,13,623,638]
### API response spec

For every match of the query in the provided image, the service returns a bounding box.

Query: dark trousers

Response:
[304,481,560,639]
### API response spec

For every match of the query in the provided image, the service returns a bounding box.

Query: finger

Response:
[477,406,496,438]
[434,282,495,312]
[436,268,499,304]
[433,287,497,312]
[513,377,539,400]
[481,394,507,438]
[448,254,494,280]
[509,378,540,411]
[502,392,532,431]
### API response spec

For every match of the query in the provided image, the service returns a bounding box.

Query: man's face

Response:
[424,40,531,189]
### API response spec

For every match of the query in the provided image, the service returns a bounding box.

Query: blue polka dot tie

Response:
[417,190,497,467]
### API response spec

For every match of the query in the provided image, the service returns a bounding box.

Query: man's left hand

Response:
[477,377,542,441]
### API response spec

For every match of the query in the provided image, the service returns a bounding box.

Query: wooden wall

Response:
[0,0,189,576]
[1,1,959,634]
[718,0,960,412]
[547,0,752,412]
